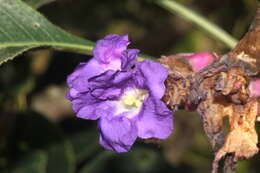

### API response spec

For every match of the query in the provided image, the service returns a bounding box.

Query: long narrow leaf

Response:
[156,0,238,49]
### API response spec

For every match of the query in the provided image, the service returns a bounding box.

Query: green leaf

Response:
[70,129,100,162]
[79,151,115,173]
[22,0,56,8]
[78,147,161,173]
[0,0,156,65]
[114,147,161,173]
[156,0,238,49]
[0,0,94,65]
[10,112,76,173]
[11,151,47,173]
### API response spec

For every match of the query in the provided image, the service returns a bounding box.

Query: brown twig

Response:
[216,4,260,173]
[160,3,260,173]
[223,155,237,173]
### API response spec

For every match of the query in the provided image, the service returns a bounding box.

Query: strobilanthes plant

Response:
[66,34,173,152]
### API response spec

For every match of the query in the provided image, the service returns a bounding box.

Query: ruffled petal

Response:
[98,116,138,152]
[138,60,168,99]
[89,70,133,89]
[111,71,133,86]
[67,59,104,93]
[137,96,173,139]
[93,34,129,69]
[99,135,114,151]
[67,34,131,94]
[71,93,117,120]
[91,87,122,100]
[66,88,80,100]
[88,70,117,88]
[121,49,139,70]
[67,34,173,153]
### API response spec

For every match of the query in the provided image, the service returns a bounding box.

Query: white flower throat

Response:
[115,88,148,118]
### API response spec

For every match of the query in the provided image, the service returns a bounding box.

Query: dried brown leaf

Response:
[159,55,193,110]
[214,68,248,104]
[197,91,226,151]
[215,101,259,162]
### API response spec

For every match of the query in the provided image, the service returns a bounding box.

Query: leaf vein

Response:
[1,5,37,41]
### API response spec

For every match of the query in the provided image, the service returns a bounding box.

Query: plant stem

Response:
[223,155,237,173]
[249,3,260,31]
[156,0,238,49]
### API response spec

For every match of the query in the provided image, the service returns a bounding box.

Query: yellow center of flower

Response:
[115,88,148,118]
[122,94,142,107]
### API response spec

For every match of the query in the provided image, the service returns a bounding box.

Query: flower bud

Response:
[249,78,260,98]
[185,52,216,72]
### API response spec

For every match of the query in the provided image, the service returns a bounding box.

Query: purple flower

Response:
[67,35,173,152]
[67,34,129,99]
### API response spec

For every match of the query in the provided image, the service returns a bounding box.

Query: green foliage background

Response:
[0,0,259,173]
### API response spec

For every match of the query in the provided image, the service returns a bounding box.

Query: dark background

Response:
[0,0,259,172]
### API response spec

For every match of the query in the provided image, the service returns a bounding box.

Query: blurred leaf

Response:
[0,0,155,65]
[0,0,94,65]
[70,129,100,162]
[23,0,56,8]
[11,151,47,173]
[172,30,216,53]
[156,0,238,48]
[10,112,76,173]
[79,151,114,173]
[118,147,161,173]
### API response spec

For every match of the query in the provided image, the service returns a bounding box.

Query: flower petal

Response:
[89,70,133,89]
[93,34,129,66]
[137,96,173,139]
[67,34,131,94]
[71,93,117,120]
[121,49,139,70]
[67,59,104,93]
[98,116,138,152]
[91,87,122,100]
[138,60,168,99]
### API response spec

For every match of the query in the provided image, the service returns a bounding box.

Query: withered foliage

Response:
[188,7,260,108]
[157,4,260,173]
[160,54,259,173]
[159,55,193,111]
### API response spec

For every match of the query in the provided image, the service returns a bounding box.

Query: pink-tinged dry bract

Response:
[185,52,216,72]
[249,78,260,98]
[166,52,216,72]
[66,34,173,152]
